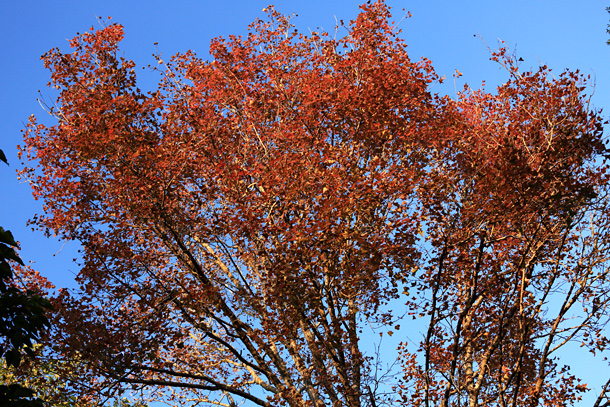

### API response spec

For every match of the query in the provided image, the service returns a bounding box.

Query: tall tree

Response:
[18,2,610,406]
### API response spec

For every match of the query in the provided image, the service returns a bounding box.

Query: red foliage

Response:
[18,2,610,407]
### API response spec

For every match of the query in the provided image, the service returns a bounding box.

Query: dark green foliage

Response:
[0,148,50,406]
[0,282,51,368]
[0,384,44,407]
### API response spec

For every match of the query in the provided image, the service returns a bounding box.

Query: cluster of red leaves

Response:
[398,49,610,407]
[17,2,610,407]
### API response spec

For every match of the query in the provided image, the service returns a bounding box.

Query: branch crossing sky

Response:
[1,1,608,403]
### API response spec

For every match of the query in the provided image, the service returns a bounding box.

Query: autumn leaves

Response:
[15,1,610,406]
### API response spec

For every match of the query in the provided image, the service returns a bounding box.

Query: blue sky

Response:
[1,0,609,403]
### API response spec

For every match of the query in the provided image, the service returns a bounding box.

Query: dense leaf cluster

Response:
[0,150,50,406]
[14,2,610,407]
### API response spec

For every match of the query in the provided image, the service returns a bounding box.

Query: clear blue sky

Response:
[1,0,609,403]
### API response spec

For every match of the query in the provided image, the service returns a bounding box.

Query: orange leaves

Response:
[16,2,610,407]
[400,47,610,407]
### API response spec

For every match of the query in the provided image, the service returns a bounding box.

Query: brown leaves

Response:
[16,2,610,407]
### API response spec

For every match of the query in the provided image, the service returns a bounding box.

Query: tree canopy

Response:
[17,2,610,406]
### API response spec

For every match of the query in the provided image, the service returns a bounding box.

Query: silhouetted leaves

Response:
[0,148,49,407]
